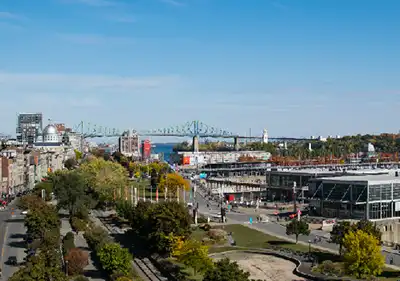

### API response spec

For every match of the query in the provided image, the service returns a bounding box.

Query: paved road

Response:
[192,183,400,269]
[0,205,27,280]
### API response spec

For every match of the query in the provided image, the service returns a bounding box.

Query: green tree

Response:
[352,220,382,244]
[33,181,53,201]
[97,243,132,276]
[64,158,77,170]
[53,171,94,218]
[79,157,128,202]
[9,252,67,281]
[25,204,60,240]
[74,149,83,160]
[203,258,250,281]
[130,201,192,254]
[17,194,44,210]
[343,229,384,278]
[285,219,310,243]
[330,221,352,255]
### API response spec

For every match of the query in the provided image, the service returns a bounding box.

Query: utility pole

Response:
[293,181,297,213]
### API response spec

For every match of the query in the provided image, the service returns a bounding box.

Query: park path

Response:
[60,216,106,281]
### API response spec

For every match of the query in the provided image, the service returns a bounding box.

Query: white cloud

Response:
[55,33,135,45]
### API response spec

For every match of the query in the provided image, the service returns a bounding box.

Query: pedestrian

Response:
[390,256,394,265]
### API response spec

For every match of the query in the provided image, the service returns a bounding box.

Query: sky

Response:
[1,0,400,141]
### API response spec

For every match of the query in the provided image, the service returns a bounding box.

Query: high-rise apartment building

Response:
[16,113,43,145]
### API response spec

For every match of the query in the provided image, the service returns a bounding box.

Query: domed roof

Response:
[43,124,57,135]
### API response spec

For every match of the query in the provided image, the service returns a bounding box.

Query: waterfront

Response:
[152,143,174,162]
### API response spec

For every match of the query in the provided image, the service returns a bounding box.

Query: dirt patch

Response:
[213,252,305,281]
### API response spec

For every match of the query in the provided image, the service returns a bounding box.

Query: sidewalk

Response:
[60,217,106,281]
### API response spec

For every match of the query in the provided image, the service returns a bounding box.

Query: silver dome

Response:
[43,124,57,135]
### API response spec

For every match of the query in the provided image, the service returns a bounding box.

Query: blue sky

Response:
[1,0,400,140]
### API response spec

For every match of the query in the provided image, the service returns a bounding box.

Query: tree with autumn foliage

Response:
[158,173,190,201]
[343,229,384,278]
[79,157,128,202]
[171,238,212,275]
[65,248,89,276]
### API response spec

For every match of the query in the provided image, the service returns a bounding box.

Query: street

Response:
[0,205,27,280]
[192,184,400,268]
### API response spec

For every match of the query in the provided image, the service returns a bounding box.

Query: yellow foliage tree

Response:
[158,173,190,200]
[168,233,185,257]
[79,157,128,201]
[343,229,384,278]
[172,238,213,275]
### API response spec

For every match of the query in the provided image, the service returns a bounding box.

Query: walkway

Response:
[60,216,106,281]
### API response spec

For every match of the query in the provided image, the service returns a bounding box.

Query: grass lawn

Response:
[214,224,400,281]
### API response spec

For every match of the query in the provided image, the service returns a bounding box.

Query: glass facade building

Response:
[309,175,400,220]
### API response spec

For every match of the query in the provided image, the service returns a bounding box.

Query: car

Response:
[22,210,28,215]
[7,256,17,266]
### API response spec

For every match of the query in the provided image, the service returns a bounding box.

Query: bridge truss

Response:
[74,120,310,141]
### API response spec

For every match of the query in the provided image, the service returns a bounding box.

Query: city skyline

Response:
[1,0,400,138]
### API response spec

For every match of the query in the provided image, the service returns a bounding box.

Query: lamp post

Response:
[65,260,69,276]
[308,239,312,260]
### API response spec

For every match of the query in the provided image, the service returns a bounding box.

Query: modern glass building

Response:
[309,173,400,220]
[16,113,43,145]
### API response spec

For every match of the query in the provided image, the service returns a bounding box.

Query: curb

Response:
[209,248,364,281]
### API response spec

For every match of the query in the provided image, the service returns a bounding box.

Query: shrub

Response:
[315,260,344,276]
[71,217,87,232]
[97,243,132,276]
[208,229,227,242]
[84,225,110,250]
[74,275,90,281]
[197,215,208,224]
[63,232,76,255]
[202,224,211,231]
[65,248,89,276]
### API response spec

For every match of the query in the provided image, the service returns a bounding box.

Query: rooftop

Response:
[318,171,400,184]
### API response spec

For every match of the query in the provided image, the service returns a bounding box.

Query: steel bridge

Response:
[73,120,309,141]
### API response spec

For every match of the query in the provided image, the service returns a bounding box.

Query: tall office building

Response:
[16,113,43,145]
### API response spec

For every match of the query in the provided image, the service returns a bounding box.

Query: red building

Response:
[141,140,151,160]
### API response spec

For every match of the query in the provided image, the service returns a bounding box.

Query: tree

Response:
[343,229,384,278]
[158,173,190,200]
[74,149,83,160]
[25,204,60,240]
[330,221,352,255]
[79,157,128,202]
[97,243,132,276]
[53,171,94,217]
[352,220,382,244]
[285,219,310,243]
[33,181,53,201]
[65,248,89,275]
[9,252,67,281]
[65,158,77,170]
[203,258,250,281]
[172,238,212,275]
[130,201,192,254]
[17,194,44,210]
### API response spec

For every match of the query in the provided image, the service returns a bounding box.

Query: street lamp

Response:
[308,239,312,260]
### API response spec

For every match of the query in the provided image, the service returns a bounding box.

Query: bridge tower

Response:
[234,137,240,151]
[192,136,199,152]
[262,129,269,143]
